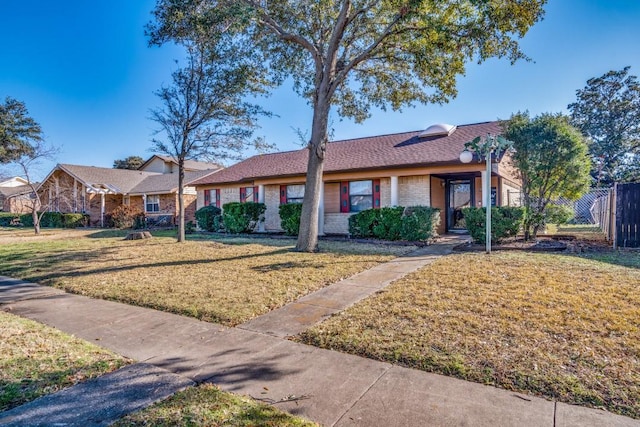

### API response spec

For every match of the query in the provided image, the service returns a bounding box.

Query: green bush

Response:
[349,206,440,242]
[0,213,21,226]
[12,212,89,228]
[462,206,524,244]
[110,205,145,229]
[544,204,574,225]
[279,203,303,236]
[222,202,266,234]
[400,206,441,241]
[62,213,89,228]
[195,205,223,232]
[348,209,380,238]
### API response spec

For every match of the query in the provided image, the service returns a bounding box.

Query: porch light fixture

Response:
[459,133,513,254]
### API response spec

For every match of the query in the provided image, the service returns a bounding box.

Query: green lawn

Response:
[0,228,413,326]
[298,251,640,418]
[0,311,129,411]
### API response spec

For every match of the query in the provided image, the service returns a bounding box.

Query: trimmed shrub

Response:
[279,203,303,236]
[62,213,89,228]
[222,202,266,234]
[349,206,441,242]
[110,205,145,229]
[348,209,380,238]
[372,207,405,240]
[463,206,524,244]
[400,206,441,241]
[195,205,223,232]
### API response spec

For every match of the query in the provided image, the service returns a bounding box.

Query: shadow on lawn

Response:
[569,250,640,270]
[8,246,293,285]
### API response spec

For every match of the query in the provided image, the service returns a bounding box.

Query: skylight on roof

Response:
[418,123,457,138]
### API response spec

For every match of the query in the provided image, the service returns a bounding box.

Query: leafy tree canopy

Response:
[0,97,42,163]
[504,112,591,239]
[568,67,640,186]
[148,0,547,251]
[113,155,145,170]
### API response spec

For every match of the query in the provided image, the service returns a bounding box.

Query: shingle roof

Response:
[129,169,220,194]
[0,184,34,197]
[141,155,222,171]
[59,165,157,193]
[193,121,502,185]
[55,164,220,195]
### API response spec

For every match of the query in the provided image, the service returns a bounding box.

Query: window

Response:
[146,195,160,212]
[280,184,305,204]
[204,189,221,208]
[240,186,258,203]
[340,179,381,213]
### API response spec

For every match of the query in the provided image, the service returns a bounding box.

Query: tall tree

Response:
[504,112,591,240]
[149,42,270,243]
[113,156,145,170]
[568,67,640,187]
[149,0,546,251]
[0,97,41,163]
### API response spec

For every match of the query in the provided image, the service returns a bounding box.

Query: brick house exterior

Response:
[193,121,522,235]
[37,156,220,227]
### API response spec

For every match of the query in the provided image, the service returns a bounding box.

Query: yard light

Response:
[460,134,513,254]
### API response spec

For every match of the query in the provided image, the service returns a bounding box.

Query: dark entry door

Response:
[447,179,472,231]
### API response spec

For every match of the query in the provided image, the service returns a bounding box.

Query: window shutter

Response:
[240,188,246,202]
[204,189,210,206]
[340,182,350,213]
[253,186,259,202]
[373,179,381,209]
[215,189,221,208]
[280,185,287,204]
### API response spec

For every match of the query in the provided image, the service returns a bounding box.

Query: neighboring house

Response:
[192,121,522,235]
[0,177,37,213]
[37,156,221,226]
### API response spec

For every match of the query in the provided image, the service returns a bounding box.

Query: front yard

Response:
[0,229,412,326]
[0,310,128,411]
[299,251,640,419]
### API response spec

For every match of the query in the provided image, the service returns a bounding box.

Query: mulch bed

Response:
[454,236,613,253]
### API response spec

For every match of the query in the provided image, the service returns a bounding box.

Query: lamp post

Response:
[459,134,513,254]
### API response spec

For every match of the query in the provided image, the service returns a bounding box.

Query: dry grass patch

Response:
[113,383,317,426]
[0,311,129,411]
[299,251,640,418]
[0,231,412,326]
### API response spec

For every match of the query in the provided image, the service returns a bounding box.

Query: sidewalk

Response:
[1,239,638,426]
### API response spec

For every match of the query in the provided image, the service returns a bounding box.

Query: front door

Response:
[447,179,472,232]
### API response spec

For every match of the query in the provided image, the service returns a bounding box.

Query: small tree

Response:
[12,140,60,234]
[568,67,640,187]
[113,156,145,170]
[149,42,271,243]
[504,112,591,240]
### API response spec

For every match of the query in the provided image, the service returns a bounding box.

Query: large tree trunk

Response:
[295,93,330,252]
[177,159,186,243]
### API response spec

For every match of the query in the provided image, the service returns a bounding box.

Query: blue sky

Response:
[1,1,640,179]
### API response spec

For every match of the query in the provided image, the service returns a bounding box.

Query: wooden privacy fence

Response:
[615,182,640,248]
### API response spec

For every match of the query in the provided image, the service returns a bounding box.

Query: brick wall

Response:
[380,177,391,207]
[398,175,430,207]
[324,212,351,234]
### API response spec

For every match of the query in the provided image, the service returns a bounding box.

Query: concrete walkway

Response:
[1,239,638,426]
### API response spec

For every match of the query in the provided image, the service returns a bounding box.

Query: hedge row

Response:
[0,212,89,228]
[195,202,266,234]
[349,206,441,241]
[461,206,524,244]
